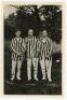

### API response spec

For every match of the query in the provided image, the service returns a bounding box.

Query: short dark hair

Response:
[42,29,47,32]
[28,29,34,31]
[15,30,21,32]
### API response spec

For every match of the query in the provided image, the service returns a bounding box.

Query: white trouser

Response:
[45,57,52,81]
[40,58,46,80]
[11,60,22,80]
[27,58,38,80]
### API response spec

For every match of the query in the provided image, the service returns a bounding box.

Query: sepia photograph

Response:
[4,3,62,95]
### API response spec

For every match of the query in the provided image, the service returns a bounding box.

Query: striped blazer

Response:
[11,37,25,60]
[39,37,52,59]
[25,37,40,58]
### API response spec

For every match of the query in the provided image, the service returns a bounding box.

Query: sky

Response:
[4,5,18,19]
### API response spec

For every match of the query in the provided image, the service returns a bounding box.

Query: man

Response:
[25,29,39,81]
[11,30,25,81]
[39,30,52,82]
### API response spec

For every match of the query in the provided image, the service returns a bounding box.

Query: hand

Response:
[17,52,22,56]
[22,48,25,53]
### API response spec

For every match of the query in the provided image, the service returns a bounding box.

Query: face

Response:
[15,31,21,37]
[42,30,47,38]
[28,29,33,37]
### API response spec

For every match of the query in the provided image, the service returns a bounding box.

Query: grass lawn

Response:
[4,40,62,95]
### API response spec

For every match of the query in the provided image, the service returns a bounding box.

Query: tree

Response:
[4,5,62,43]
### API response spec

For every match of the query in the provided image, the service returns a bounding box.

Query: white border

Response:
[0,0,67,100]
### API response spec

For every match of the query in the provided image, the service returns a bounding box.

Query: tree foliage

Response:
[4,5,62,43]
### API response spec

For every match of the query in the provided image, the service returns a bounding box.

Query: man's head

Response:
[28,29,34,37]
[42,30,48,38]
[15,30,21,37]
